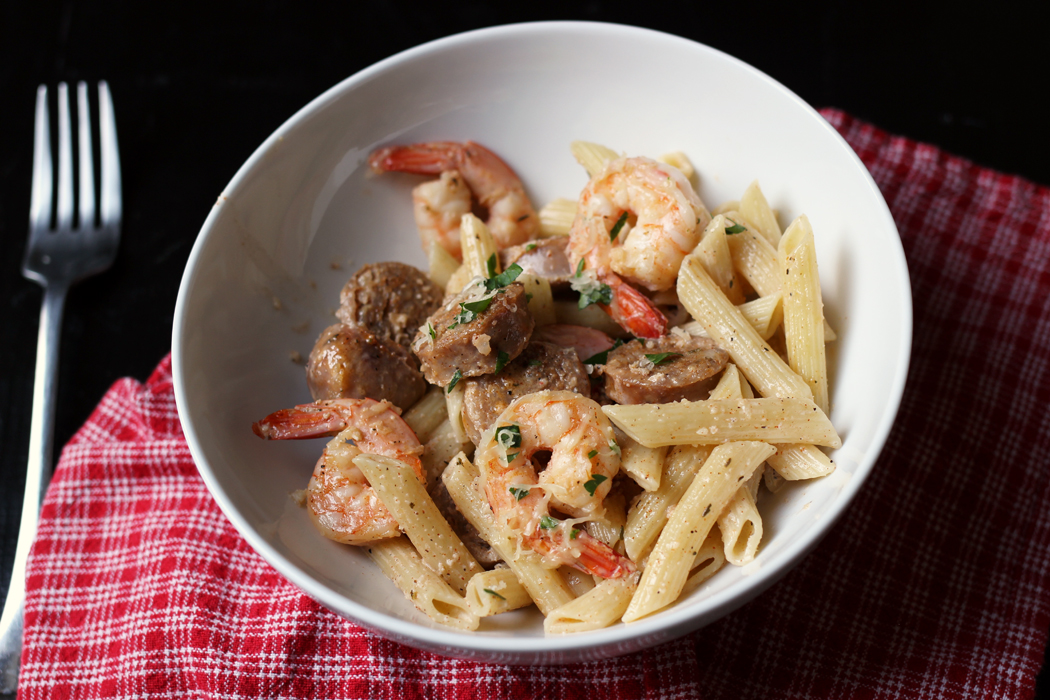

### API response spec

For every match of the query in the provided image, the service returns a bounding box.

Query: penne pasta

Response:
[427,239,460,288]
[464,568,533,616]
[779,214,829,413]
[353,453,482,596]
[766,443,836,480]
[739,181,782,247]
[677,255,813,400]
[367,537,479,631]
[571,140,619,177]
[723,213,781,297]
[694,215,746,305]
[460,213,499,279]
[544,576,638,634]
[680,529,727,597]
[403,386,449,444]
[618,435,667,492]
[539,197,577,237]
[623,441,775,622]
[603,398,841,448]
[519,273,556,326]
[420,418,474,486]
[441,453,576,615]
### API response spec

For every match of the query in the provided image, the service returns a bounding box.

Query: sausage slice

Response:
[337,262,444,353]
[306,323,427,411]
[498,237,574,289]
[412,281,534,387]
[603,334,729,404]
[461,341,590,445]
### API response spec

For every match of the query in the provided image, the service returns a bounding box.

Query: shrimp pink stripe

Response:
[602,275,668,338]
[251,406,347,440]
[368,142,462,175]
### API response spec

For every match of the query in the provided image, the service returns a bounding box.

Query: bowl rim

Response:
[173,19,913,658]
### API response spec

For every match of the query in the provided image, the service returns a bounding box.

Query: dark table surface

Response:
[2,1,1048,695]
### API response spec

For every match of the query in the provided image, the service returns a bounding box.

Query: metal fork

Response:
[0,82,121,694]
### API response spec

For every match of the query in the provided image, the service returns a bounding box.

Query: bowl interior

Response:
[173,21,911,662]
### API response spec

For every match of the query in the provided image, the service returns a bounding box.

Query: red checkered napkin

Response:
[20,109,1050,699]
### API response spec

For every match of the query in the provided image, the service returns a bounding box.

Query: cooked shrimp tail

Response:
[253,402,356,440]
[601,274,669,339]
[369,140,539,251]
[529,528,636,579]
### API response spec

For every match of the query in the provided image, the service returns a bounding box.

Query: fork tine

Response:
[77,82,95,230]
[97,81,121,228]
[29,85,52,234]
[55,83,74,231]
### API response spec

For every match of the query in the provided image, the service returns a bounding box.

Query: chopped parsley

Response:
[508,486,529,501]
[570,529,580,540]
[483,588,507,600]
[494,350,510,374]
[575,258,586,277]
[525,243,538,252]
[609,212,628,241]
[578,282,613,310]
[450,297,494,327]
[583,338,625,365]
[539,515,559,530]
[583,474,608,497]
[496,424,522,463]
[486,253,498,278]
[484,262,523,291]
[608,440,621,456]
[446,369,462,393]
[724,219,747,235]
[644,352,680,366]
[426,322,436,340]
[587,449,598,459]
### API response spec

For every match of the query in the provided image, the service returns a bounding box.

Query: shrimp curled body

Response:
[369,141,539,258]
[475,390,635,579]
[569,156,711,338]
[253,398,425,545]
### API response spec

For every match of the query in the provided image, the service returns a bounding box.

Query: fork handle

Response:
[0,282,68,693]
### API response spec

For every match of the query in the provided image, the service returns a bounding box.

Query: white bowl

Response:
[173,21,911,664]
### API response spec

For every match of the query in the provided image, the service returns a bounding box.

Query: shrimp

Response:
[253,398,425,545]
[569,156,711,338]
[369,141,540,257]
[475,390,636,579]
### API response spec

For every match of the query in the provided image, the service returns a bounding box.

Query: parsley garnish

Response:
[570,529,580,540]
[447,369,462,393]
[645,352,680,366]
[539,515,559,530]
[494,350,510,374]
[508,486,529,501]
[609,212,628,242]
[578,283,613,310]
[525,243,538,252]
[587,450,598,459]
[609,440,621,456]
[575,258,585,277]
[484,588,507,600]
[452,297,494,327]
[725,219,747,234]
[483,263,523,291]
[583,338,625,365]
[427,322,436,340]
[486,253,498,278]
[583,474,608,497]
[496,424,522,462]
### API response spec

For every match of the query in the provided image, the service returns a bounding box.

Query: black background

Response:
[2,1,1049,694]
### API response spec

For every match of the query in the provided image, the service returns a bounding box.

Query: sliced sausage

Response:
[603,334,729,405]
[336,262,444,353]
[412,281,534,387]
[462,341,590,445]
[499,237,574,289]
[306,323,426,411]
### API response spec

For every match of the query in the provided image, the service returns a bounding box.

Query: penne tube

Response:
[694,215,746,304]
[571,140,619,177]
[739,181,782,247]
[619,434,667,492]
[539,197,577,237]
[560,566,597,598]
[446,263,473,296]
[445,379,469,445]
[420,418,474,486]
[656,150,696,181]
[717,487,763,566]
[603,398,841,448]
[544,576,638,634]
[427,239,460,288]
[519,273,556,326]
[403,386,448,444]
[623,444,712,562]
[464,568,532,616]
[353,454,482,596]
[779,214,829,413]
[766,443,836,480]
[711,200,740,216]
[460,213,499,279]
[367,537,479,631]
[441,453,576,615]
[677,255,813,400]
[738,293,784,340]
[763,465,787,493]
[585,490,627,551]
[680,529,727,597]
[723,213,781,297]
[623,441,775,622]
